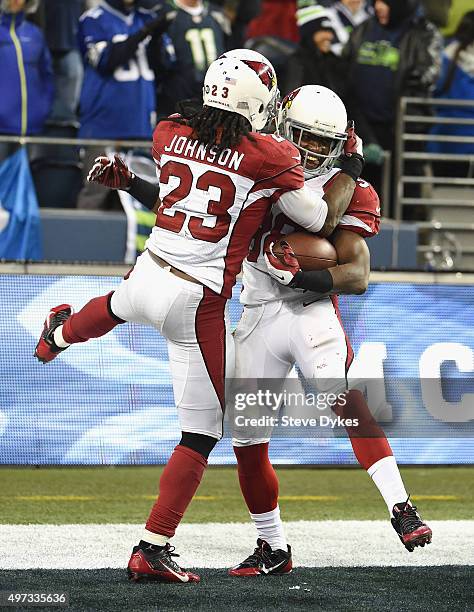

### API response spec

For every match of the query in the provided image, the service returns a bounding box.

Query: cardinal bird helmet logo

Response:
[281,88,302,110]
[242,60,277,92]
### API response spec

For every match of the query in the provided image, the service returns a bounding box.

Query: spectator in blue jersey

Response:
[76,0,176,209]
[0,0,54,154]
[296,0,372,56]
[77,0,175,139]
[428,10,474,156]
[152,0,228,118]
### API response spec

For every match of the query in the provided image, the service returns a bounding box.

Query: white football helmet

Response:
[203,53,279,131]
[218,48,277,78]
[278,85,348,177]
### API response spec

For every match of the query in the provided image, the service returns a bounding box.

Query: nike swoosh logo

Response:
[163,563,190,582]
[261,559,287,574]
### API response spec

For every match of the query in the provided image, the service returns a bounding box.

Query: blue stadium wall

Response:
[1,271,473,465]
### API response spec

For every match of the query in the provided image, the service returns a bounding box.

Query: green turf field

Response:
[1,467,473,611]
[1,466,472,524]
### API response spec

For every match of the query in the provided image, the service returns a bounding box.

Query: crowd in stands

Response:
[0,0,473,215]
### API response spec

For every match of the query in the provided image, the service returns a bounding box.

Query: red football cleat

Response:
[34,304,73,363]
[127,542,200,583]
[229,539,292,577]
[391,499,433,552]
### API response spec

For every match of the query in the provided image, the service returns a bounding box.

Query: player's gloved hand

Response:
[339,120,364,181]
[141,10,177,38]
[87,154,134,190]
[363,142,384,165]
[343,120,363,157]
[264,240,301,286]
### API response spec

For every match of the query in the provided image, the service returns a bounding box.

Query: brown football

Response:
[272,232,337,271]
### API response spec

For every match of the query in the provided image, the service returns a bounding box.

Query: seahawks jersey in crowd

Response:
[155,1,228,117]
[297,0,372,56]
[78,1,157,139]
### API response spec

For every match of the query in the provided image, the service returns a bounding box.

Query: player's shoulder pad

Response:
[254,133,302,172]
[339,178,381,238]
[347,178,381,217]
[152,117,190,156]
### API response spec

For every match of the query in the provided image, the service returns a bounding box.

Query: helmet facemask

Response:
[281,118,346,177]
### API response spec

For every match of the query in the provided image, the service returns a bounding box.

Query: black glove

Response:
[339,120,364,181]
[140,10,177,38]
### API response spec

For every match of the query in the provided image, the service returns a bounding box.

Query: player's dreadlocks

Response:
[163,99,255,151]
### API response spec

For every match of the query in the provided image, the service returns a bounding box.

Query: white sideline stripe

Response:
[1,521,472,569]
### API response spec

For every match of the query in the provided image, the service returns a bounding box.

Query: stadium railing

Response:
[0,134,409,269]
[395,96,474,270]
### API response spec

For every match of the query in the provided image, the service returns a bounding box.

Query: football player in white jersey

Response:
[229,84,432,577]
[34,52,365,583]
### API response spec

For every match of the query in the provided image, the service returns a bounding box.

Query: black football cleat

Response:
[34,304,73,363]
[127,541,200,583]
[228,539,292,577]
[391,499,432,552]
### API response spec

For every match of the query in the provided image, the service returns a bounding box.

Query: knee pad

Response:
[179,431,218,459]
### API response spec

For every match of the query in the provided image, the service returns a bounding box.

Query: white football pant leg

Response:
[231,301,293,447]
[111,250,231,439]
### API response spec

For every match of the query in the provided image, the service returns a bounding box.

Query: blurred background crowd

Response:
[0,0,473,266]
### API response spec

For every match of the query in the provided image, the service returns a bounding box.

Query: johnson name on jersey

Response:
[145,120,328,298]
[241,167,381,305]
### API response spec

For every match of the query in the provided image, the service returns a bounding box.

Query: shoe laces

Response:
[45,309,70,342]
[242,545,263,567]
[159,543,184,573]
[397,498,422,532]
[52,309,71,326]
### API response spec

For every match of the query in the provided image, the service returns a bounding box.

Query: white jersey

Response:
[145,120,328,298]
[240,168,381,305]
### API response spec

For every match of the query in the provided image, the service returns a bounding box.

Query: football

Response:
[272,231,337,271]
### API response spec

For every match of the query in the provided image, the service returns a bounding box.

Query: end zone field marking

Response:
[9,495,341,503]
[12,496,95,502]
[411,495,460,501]
[10,495,219,502]
[1,521,473,568]
[9,494,460,502]
[279,495,340,501]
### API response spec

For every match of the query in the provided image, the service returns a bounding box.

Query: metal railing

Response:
[0,133,393,208]
[395,96,474,270]
[395,96,474,222]
[0,135,151,148]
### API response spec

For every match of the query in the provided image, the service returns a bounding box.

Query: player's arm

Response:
[319,173,357,238]
[264,228,370,296]
[319,123,365,237]
[277,124,364,237]
[87,155,161,211]
[328,228,370,295]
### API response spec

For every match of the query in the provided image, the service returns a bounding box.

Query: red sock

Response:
[62,292,123,344]
[145,445,207,538]
[336,390,393,470]
[234,443,279,514]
